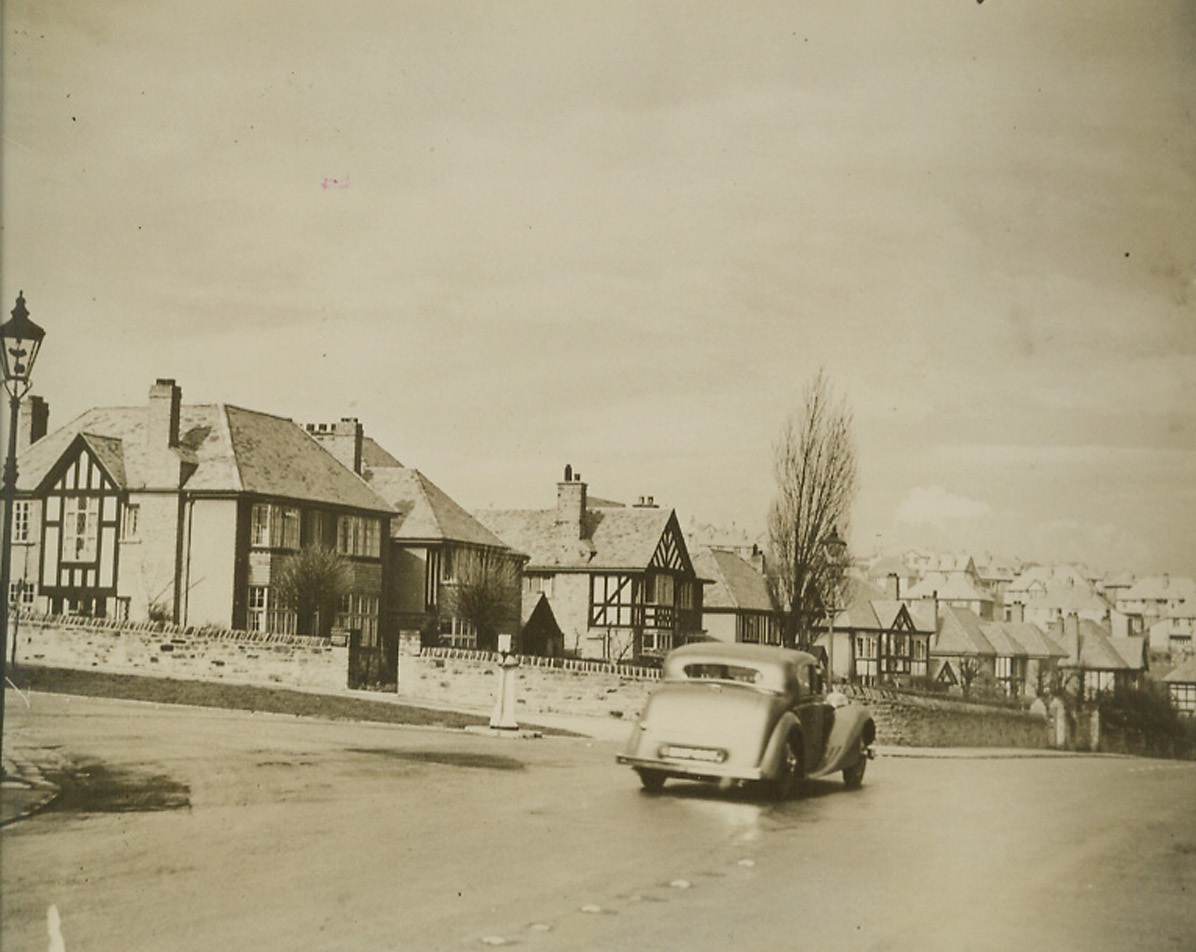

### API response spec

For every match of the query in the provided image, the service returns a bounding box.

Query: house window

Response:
[62,496,99,562]
[337,515,381,558]
[247,586,269,632]
[250,503,301,550]
[338,593,379,643]
[641,629,673,655]
[738,613,765,644]
[995,657,1012,679]
[855,635,878,684]
[590,574,638,628]
[438,614,476,649]
[646,572,674,606]
[11,500,30,542]
[1170,683,1196,716]
[524,574,554,597]
[121,503,140,541]
[7,580,34,611]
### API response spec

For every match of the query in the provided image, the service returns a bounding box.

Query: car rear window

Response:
[682,663,763,684]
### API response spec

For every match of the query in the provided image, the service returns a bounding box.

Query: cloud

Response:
[895,485,991,528]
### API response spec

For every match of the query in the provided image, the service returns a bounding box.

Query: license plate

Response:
[661,745,725,763]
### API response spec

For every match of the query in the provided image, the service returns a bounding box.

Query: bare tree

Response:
[273,544,353,636]
[766,370,858,649]
[442,547,522,652]
[958,657,984,699]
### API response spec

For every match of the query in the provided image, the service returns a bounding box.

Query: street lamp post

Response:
[821,526,847,687]
[1,291,46,763]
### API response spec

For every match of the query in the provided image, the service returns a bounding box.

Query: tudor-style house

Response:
[817,578,936,686]
[476,466,705,662]
[10,380,393,638]
[305,418,527,652]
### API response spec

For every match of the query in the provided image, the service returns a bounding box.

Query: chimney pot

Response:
[148,378,182,448]
[556,469,587,538]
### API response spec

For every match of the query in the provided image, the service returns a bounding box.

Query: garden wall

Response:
[399,645,656,720]
[14,615,347,693]
[845,685,1050,749]
[403,646,1051,748]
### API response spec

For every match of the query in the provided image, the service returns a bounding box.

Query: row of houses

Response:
[6,378,1193,715]
[6,379,707,662]
[864,551,1196,657]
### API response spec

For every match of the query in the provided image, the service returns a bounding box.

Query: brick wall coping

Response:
[17,612,330,649]
[419,646,662,681]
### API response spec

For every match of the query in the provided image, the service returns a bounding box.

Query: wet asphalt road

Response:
[3,693,1195,952]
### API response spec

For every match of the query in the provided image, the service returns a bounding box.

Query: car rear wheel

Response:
[843,742,867,789]
[766,730,803,801]
[637,769,666,793]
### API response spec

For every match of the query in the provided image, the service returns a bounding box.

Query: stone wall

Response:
[400,647,1051,748]
[846,686,1050,749]
[15,616,347,692]
[399,648,655,720]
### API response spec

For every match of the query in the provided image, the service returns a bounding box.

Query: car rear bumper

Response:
[617,754,765,783]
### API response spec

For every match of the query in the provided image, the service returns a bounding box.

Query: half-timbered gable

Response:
[476,468,706,661]
[818,586,936,687]
[37,433,124,613]
[14,381,394,635]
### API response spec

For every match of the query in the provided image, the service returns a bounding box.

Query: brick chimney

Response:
[1063,612,1081,664]
[305,417,364,474]
[556,464,586,538]
[16,394,48,452]
[885,572,900,599]
[147,379,182,448]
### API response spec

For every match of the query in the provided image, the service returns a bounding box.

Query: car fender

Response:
[759,711,802,780]
[809,705,875,780]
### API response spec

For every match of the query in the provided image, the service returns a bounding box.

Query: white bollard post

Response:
[490,634,520,731]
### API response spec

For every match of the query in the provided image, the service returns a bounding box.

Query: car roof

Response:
[662,642,817,679]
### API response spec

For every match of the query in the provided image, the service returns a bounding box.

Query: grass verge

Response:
[7,665,500,731]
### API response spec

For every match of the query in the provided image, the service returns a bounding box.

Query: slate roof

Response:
[692,547,775,613]
[1047,619,1146,671]
[361,437,403,469]
[17,403,392,513]
[1163,657,1196,684]
[1022,579,1110,615]
[998,621,1068,659]
[933,606,996,657]
[1121,575,1196,602]
[366,466,515,550]
[933,606,1073,660]
[1007,564,1090,595]
[476,506,675,571]
[905,571,994,604]
[834,594,936,634]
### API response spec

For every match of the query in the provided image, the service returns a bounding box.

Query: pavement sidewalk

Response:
[1,753,59,827]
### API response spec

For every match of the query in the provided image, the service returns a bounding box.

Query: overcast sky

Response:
[3,1,1194,579]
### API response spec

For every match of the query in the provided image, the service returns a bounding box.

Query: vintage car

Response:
[617,642,875,798]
